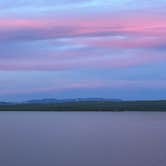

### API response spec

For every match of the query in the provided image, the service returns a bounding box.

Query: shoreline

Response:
[0,101,166,112]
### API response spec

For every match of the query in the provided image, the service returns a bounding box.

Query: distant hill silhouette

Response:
[0,102,13,105]
[25,98,123,104]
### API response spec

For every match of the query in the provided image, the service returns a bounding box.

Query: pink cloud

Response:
[0,13,166,71]
[80,36,166,49]
[0,13,166,41]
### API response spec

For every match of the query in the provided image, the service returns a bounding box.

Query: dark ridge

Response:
[0,100,166,112]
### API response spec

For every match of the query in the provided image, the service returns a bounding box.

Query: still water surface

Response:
[0,111,166,166]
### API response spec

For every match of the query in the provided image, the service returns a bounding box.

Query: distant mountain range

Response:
[0,102,14,105]
[25,98,123,104]
[0,98,123,105]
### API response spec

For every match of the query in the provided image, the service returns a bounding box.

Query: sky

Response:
[0,0,166,101]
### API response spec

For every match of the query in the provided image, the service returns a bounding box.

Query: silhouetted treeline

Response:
[0,100,166,111]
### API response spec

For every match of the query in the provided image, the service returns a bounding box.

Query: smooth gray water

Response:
[0,112,166,166]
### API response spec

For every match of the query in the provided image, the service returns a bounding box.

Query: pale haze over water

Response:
[0,112,166,166]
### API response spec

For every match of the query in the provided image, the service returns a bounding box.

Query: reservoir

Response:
[0,111,166,166]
